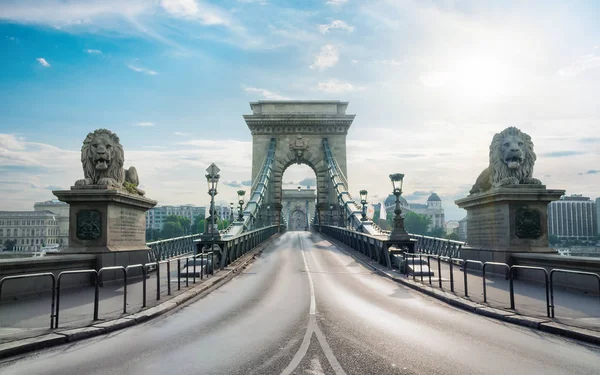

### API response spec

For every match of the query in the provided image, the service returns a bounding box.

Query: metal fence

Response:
[318,224,600,320]
[0,226,279,329]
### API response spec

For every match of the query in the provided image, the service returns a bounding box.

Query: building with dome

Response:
[383,192,445,231]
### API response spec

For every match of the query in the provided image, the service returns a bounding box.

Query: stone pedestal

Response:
[455,185,564,264]
[53,186,157,275]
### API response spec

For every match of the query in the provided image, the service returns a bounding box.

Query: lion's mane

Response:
[469,127,540,194]
[490,127,536,185]
[81,129,125,185]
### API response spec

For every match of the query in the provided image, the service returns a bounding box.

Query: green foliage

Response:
[403,212,432,235]
[427,226,445,238]
[445,232,460,241]
[192,214,205,234]
[548,234,560,245]
[123,181,138,195]
[145,228,161,241]
[165,215,192,235]
[161,221,184,239]
[4,239,16,251]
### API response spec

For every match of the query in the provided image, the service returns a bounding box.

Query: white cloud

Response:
[127,64,157,75]
[133,122,155,127]
[419,71,451,87]
[174,132,189,136]
[0,0,149,26]
[309,44,339,70]
[0,133,256,210]
[351,59,359,64]
[379,59,405,66]
[244,87,290,100]
[557,53,600,77]
[316,79,364,93]
[318,20,354,34]
[325,0,348,5]
[160,0,231,26]
[36,58,51,67]
[85,49,102,54]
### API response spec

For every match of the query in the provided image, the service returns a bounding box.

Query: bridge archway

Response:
[244,101,354,226]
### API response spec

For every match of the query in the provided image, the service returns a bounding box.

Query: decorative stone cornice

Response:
[244,115,355,135]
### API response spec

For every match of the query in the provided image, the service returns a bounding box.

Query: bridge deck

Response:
[1,232,599,375]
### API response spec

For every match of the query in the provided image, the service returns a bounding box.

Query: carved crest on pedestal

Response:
[290,136,309,162]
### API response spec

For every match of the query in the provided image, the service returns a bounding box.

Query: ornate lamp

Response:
[389,173,410,240]
[204,163,220,236]
[267,205,271,225]
[359,189,368,221]
[237,190,246,221]
[229,202,234,223]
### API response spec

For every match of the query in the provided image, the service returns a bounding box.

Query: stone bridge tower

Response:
[244,101,354,226]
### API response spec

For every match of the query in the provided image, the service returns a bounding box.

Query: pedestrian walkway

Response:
[398,257,600,331]
[0,261,214,344]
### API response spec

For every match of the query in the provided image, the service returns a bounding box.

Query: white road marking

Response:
[280,235,346,375]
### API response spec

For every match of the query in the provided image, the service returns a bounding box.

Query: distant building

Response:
[146,205,205,230]
[458,217,468,241]
[597,198,600,239]
[0,211,60,251]
[548,195,597,240]
[34,200,69,247]
[384,192,446,230]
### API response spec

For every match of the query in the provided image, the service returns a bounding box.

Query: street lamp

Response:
[205,163,220,276]
[229,202,234,223]
[297,186,301,192]
[389,173,410,240]
[267,205,271,226]
[359,189,368,221]
[237,190,246,221]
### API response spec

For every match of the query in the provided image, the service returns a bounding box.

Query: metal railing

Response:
[319,226,599,320]
[0,273,57,329]
[147,234,199,262]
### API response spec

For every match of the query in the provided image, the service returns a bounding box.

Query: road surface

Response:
[1,232,599,375]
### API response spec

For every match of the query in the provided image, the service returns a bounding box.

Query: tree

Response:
[402,212,432,235]
[4,239,16,251]
[548,234,560,245]
[165,215,192,235]
[192,214,205,234]
[445,232,460,241]
[146,228,161,242]
[161,221,184,239]
[427,226,445,238]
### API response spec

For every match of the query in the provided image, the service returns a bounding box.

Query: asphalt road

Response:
[1,232,599,375]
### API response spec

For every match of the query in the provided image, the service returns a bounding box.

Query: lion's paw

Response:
[97,178,118,186]
[75,178,90,186]
[523,177,542,185]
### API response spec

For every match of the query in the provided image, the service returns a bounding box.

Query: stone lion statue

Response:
[469,126,542,195]
[74,129,145,195]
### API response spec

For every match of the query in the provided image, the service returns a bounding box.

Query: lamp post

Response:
[237,190,245,221]
[229,202,234,224]
[329,204,333,225]
[205,163,220,275]
[359,190,368,221]
[389,173,410,241]
[267,205,271,226]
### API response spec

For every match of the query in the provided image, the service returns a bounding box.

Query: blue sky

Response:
[1,0,599,220]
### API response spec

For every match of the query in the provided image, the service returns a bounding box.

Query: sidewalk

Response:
[0,261,214,344]
[415,260,600,332]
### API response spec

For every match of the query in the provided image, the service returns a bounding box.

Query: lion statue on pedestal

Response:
[469,126,542,195]
[74,129,145,195]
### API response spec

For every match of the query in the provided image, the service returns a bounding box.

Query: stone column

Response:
[455,185,564,264]
[53,186,157,271]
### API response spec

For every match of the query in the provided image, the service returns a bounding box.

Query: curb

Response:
[0,234,280,360]
[325,235,600,346]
